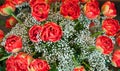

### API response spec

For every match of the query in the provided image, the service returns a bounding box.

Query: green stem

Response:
[82,61,92,71]
[11,13,23,24]
[73,56,79,67]
[54,2,57,13]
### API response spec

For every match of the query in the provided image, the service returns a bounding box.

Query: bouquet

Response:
[0,0,120,71]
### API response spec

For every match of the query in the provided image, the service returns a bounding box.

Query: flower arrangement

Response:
[0,0,120,71]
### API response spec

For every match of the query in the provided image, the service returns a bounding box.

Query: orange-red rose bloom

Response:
[60,1,80,20]
[96,36,114,55]
[0,2,15,16]
[6,0,26,5]
[74,66,86,71]
[29,59,50,71]
[101,1,116,18]
[79,0,88,3]
[6,52,33,71]
[62,0,79,3]
[116,32,120,47]
[5,35,22,53]
[29,25,42,42]
[84,1,100,19]
[102,19,119,36]
[0,29,4,42]
[112,50,120,67]
[6,16,18,28]
[45,0,61,4]
[6,56,17,71]
[30,0,50,21]
[41,22,62,42]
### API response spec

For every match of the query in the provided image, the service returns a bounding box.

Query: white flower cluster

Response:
[88,51,109,71]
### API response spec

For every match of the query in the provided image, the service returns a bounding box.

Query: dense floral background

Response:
[0,0,120,71]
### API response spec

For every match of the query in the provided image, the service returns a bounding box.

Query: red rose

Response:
[74,66,86,71]
[5,35,22,53]
[41,22,62,42]
[60,1,80,20]
[45,0,61,4]
[6,52,33,71]
[102,19,119,36]
[83,1,100,19]
[29,25,42,42]
[79,0,88,3]
[101,1,116,18]
[0,2,15,16]
[62,0,79,3]
[30,0,50,21]
[6,56,17,71]
[115,32,120,47]
[6,0,26,5]
[29,59,50,71]
[15,52,33,71]
[96,36,114,55]
[0,29,4,42]
[5,16,18,28]
[112,50,120,67]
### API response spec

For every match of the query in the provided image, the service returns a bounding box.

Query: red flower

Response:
[30,0,50,21]
[115,32,120,47]
[5,16,18,28]
[112,50,120,67]
[0,2,15,16]
[15,52,33,70]
[0,29,4,42]
[62,0,79,3]
[41,22,62,42]
[79,0,88,3]
[29,25,42,42]
[74,66,86,71]
[6,0,26,5]
[60,1,80,20]
[101,1,116,18]
[102,19,119,36]
[83,1,100,19]
[5,35,22,53]
[45,0,61,4]
[96,36,114,55]
[29,59,50,71]
[6,52,33,71]
[6,56,17,71]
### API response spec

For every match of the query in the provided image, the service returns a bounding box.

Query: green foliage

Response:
[0,0,4,5]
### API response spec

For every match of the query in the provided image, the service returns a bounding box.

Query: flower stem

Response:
[11,13,23,24]
[72,56,79,67]
[54,2,57,13]
[82,61,92,71]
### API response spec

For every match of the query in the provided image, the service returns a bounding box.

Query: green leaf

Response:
[74,21,84,31]
[0,47,5,53]
[88,46,96,51]
[90,31,104,37]
[0,20,5,26]
[3,7,13,15]
[0,54,11,61]
[0,60,6,71]
[0,0,5,5]
[118,69,120,71]
[50,63,58,71]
